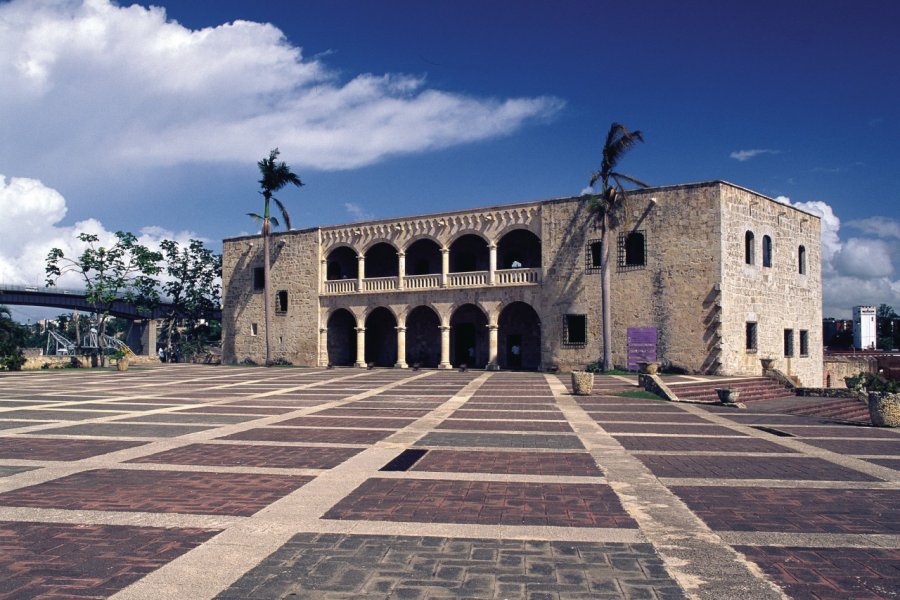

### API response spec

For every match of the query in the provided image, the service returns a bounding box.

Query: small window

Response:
[762,235,773,267]
[276,290,288,314]
[746,322,758,353]
[799,330,809,357]
[745,231,755,265]
[784,329,794,357]
[618,231,646,270]
[250,323,258,336]
[586,239,602,273]
[798,245,807,275]
[253,267,264,291]
[563,314,587,347]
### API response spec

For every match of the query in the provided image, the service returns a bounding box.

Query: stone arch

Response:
[364,241,399,278]
[361,238,400,253]
[365,306,398,367]
[325,245,359,281]
[326,308,357,366]
[798,245,807,275]
[497,228,542,269]
[762,235,773,268]
[449,233,489,273]
[405,238,442,276]
[744,230,755,265]
[497,301,541,370]
[406,305,441,368]
[450,303,488,368]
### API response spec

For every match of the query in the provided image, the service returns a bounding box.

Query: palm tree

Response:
[248,148,303,365]
[588,123,648,371]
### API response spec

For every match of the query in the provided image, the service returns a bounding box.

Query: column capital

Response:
[488,242,497,250]
[486,324,498,331]
[395,326,406,332]
[355,327,365,333]
[397,251,406,258]
[357,254,365,261]
[320,327,327,333]
[439,325,451,332]
[440,247,450,254]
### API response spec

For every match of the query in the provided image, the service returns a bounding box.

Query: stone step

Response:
[672,378,793,403]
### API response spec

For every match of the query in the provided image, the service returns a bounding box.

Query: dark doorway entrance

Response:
[498,301,541,370]
[506,334,522,369]
[365,307,397,367]
[449,304,487,368]
[406,306,441,368]
[327,309,356,366]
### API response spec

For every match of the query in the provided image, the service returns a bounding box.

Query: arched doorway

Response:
[405,238,441,275]
[450,304,488,368]
[449,234,489,273]
[327,309,357,366]
[325,246,358,280]
[406,306,441,368]
[365,307,397,367]
[497,229,542,269]
[498,302,541,370]
[364,242,399,278]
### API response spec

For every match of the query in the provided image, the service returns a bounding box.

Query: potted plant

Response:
[571,370,594,395]
[111,349,130,372]
[846,372,900,427]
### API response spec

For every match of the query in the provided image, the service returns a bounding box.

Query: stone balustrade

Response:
[322,268,540,295]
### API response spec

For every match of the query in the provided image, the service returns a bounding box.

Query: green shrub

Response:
[1,352,26,371]
[845,372,900,393]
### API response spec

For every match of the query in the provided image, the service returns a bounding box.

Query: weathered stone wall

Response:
[222,228,320,365]
[719,184,823,386]
[823,355,877,388]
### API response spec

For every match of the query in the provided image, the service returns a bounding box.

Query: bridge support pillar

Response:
[126,319,157,356]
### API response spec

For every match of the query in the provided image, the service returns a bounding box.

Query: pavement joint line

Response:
[109,371,491,600]
[675,402,900,483]
[716,531,900,549]
[546,373,788,600]
[0,370,437,494]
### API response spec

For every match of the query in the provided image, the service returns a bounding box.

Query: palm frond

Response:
[269,215,280,228]
[246,212,263,223]
[601,123,644,176]
[610,172,650,189]
[273,197,292,230]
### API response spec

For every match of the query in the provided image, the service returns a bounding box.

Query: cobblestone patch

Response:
[415,432,584,450]
[800,438,900,455]
[670,486,900,533]
[324,478,636,528]
[0,469,311,516]
[129,443,365,469]
[637,454,879,481]
[0,521,218,600]
[736,545,900,600]
[0,437,144,460]
[217,534,682,599]
[222,427,393,444]
[412,450,602,476]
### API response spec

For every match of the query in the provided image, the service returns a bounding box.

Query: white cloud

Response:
[0,0,563,178]
[0,175,198,289]
[729,148,779,162]
[833,238,894,278]
[846,217,900,240]
[344,202,374,222]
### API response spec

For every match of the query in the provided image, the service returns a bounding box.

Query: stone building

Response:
[221,180,823,386]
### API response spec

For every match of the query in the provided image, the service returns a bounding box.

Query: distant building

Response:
[823,317,853,347]
[222,181,824,385]
[853,306,877,350]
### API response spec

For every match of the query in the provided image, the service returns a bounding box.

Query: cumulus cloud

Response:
[0,0,563,178]
[729,149,779,162]
[0,175,198,288]
[774,194,900,317]
[344,202,374,222]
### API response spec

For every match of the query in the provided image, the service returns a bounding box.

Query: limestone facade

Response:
[221,180,823,386]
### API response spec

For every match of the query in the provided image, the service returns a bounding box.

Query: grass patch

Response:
[590,369,634,376]
[613,390,663,400]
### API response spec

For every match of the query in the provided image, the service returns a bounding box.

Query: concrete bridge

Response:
[0,284,222,355]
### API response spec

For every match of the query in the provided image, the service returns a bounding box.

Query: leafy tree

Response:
[247,148,303,365]
[46,232,162,364]
[586,123,648,371]
[159,238,222,351]
[0,305,27,354]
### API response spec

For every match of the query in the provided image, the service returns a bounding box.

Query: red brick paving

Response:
[181,406,296,415]
[866,458,900,470]
[800,438,900,455]
[0,521,218,600]
[590,412,712,423]
[736,545,900,600]
[222,427,393,444]
[449,410,564,420]
[0,438,145,461]
[436,419,574,432]
[412,450,602,476]
[128,443,364,469]
[277,416,415,429]
[636,455,879,481]
[768,425,900,439]
[310,408,431,417]
[323,478,636,528]
[670,486,900,533]
[599,423,747,435]
[0,469,311,516]
[613,435,795,453]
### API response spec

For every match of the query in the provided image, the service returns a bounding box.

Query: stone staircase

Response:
[669,378,795,404]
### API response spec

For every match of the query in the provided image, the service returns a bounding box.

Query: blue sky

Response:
[1,0,899,319]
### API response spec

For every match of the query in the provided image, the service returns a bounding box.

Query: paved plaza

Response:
[0,365,897,599]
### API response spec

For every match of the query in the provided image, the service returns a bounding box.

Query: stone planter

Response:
[637,362,659,375]
[868,392,900,427]
[760,358,775,371]
[715,388,740,404]
[571,371,594,396]
[116,359,129,372]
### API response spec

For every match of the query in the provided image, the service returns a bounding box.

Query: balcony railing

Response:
[323,268,540,295]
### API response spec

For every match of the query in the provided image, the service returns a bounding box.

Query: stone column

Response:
[356,255,366,292]
[395,326,408,368]
[438,325,452,369]
[319,327,328,366]
[440,248,450,287]
[320,258,327,293]
[354,326,366,367]
[488,242,497,285]
[397,251,406,291]
[486,324,499,370]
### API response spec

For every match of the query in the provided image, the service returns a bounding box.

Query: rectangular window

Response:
[585,239,602,273]
[253,267,264,291]
[250,323,258,336]
[276,290,288,314]
[563,314,587,347]
[617,230,646,271]
[799,330,809,357]
[784,329,794,357]
[745,322,758,353]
